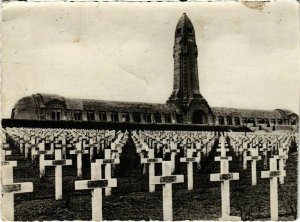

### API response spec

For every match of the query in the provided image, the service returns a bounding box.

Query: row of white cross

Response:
[2,128,297,221]
[132,131,294,221]
[2,129,129,221]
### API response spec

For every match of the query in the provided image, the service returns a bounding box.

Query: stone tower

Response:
[167,13,214,124]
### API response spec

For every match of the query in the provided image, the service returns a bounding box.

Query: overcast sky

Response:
[2,1,299,118]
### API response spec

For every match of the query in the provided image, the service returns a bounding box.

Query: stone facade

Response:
[167,13,213,124]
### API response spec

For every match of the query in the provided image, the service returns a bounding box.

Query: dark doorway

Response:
[192,110,207,124]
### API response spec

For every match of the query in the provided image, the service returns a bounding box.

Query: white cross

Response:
[261,158,286,220]
[103,149,120,196]
[242,142,249,169]
[86,137,98,161]
[150,161,184,221]
[2,160,33,221]
[2,143,12,161]
[194,141,202,168]
[19,139,25,155]
[273,150,288,184]
[210,147,240,221]
[169,141,180,173]
[110,142,122,160]
[141,149,163,192]
[70,141,89,178]
[75,160,117,221]
[245,148,261,185]
[44,146,72,200]
[31,140,53,178]
[260,144,271,169]
[180,149,199,190]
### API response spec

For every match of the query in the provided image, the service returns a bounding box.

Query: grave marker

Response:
[103,149,119,196]
[44,146,72,200]
[150,161,184,221]
[70,141,89,178]
[75,161,117,221]
[261,158,286,220]
[245,148,261,185]
[141,149,163,192]
[32,140,53,178]
[273,149,288,184]
[2,161,33,221]
[180,149,199,190]
[210,138,240,221]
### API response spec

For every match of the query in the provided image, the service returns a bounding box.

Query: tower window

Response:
[187,27,193,34]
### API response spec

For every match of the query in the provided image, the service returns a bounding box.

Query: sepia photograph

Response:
[1,1,299,221]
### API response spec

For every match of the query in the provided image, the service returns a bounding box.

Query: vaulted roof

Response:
[211,107,284,119]
[13,93,297,120]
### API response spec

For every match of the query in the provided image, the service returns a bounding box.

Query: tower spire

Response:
[168,13,202,109]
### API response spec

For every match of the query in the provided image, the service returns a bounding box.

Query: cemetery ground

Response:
[9,137,297,221]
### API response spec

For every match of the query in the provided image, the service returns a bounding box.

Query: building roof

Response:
[81,99,177,113]
[19,94,177,114]
[13,93,297,120]
[211,107,285,119]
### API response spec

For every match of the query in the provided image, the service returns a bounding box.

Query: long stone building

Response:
[11,13,298,131]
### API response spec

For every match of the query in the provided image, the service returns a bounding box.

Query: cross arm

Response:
[2,182,33,194]
[261,170,286,179]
